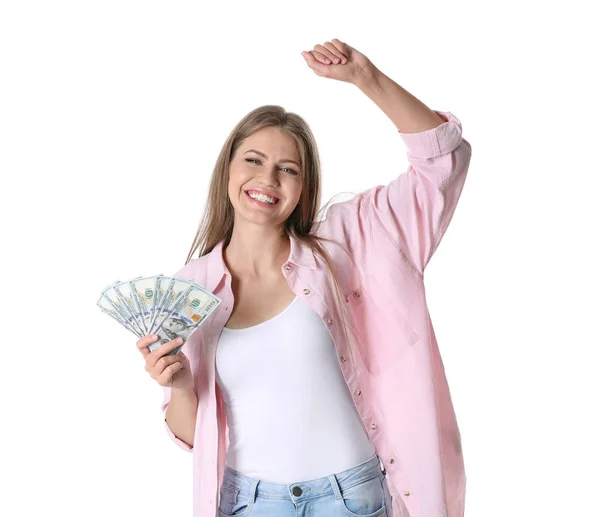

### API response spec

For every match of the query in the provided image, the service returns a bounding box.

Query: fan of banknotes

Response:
[97,275,222,356]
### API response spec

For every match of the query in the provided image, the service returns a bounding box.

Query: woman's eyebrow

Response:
[244,149,300,168]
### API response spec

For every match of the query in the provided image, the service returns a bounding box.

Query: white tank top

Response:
[216,295,376,483]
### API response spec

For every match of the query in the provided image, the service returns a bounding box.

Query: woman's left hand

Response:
[301,39,378,85]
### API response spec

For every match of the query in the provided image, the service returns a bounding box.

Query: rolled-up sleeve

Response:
[365,110,472,275]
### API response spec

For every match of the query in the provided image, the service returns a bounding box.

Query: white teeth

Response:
[248,192,276,204]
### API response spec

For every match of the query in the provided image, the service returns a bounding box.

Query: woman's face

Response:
[228,127,303,229]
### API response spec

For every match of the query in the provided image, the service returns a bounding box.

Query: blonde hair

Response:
[184,104,364,352]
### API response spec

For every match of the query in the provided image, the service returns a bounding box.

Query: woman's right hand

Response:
[136,334,194,390]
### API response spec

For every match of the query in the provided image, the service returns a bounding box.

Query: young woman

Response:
[137,39,472,517]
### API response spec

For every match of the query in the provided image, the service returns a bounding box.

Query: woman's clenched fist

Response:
[136,334,194,390]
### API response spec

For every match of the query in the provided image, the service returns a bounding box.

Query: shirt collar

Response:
[205,234,318,294]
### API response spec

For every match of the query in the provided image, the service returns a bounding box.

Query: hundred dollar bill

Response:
[148,281,221,356]
[103,278,148,336]
[147,276,206,334]
[145,275,177,334]
[101,280,147,336]
[150,280,198,335]
[98,274,221,355]
[96,288,143,338]
[129,275,163,336]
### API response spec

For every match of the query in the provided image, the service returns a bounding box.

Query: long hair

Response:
[184,104,363,351]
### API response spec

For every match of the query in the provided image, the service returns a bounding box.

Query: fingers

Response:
[302,39,349,72]
[160,361,184,387]
[136,334,188,388]
[148,352,184,387]
[145,337,184,369]
[136,334,159,358]
[330,39,349,59]
[314,40,348,64]
[136,334,182,360]
[303,50,332,65]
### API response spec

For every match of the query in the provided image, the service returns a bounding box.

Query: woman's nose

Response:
[257,167,279,183]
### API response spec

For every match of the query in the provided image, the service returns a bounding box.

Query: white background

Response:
[1,1,598,516]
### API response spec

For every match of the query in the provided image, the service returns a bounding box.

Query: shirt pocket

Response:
[344,289,420,375]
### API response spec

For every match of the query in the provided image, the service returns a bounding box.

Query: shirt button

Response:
[355,389,362,396]
[284,263,292,271]
[404,491,411,496]
[303,288,310,295]
[340,356,347,362]
[327,318,333,325]
[370,422,378,430]
[390,458,395,464]
[353,291,361,298]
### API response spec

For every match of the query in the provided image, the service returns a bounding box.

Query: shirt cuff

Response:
[397,110,464,160]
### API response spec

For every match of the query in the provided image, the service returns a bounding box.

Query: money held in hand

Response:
[97,275,222,356]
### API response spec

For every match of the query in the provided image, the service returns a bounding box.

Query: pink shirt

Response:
[161,109,472,517]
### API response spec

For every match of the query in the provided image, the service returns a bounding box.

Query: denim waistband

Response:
[221,453,385,502]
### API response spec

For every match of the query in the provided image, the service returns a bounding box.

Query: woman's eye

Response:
[245,158,298,175]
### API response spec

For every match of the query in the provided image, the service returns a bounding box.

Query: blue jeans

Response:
[218,453,393,517]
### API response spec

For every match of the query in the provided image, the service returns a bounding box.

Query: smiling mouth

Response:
[245,190,279,205]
